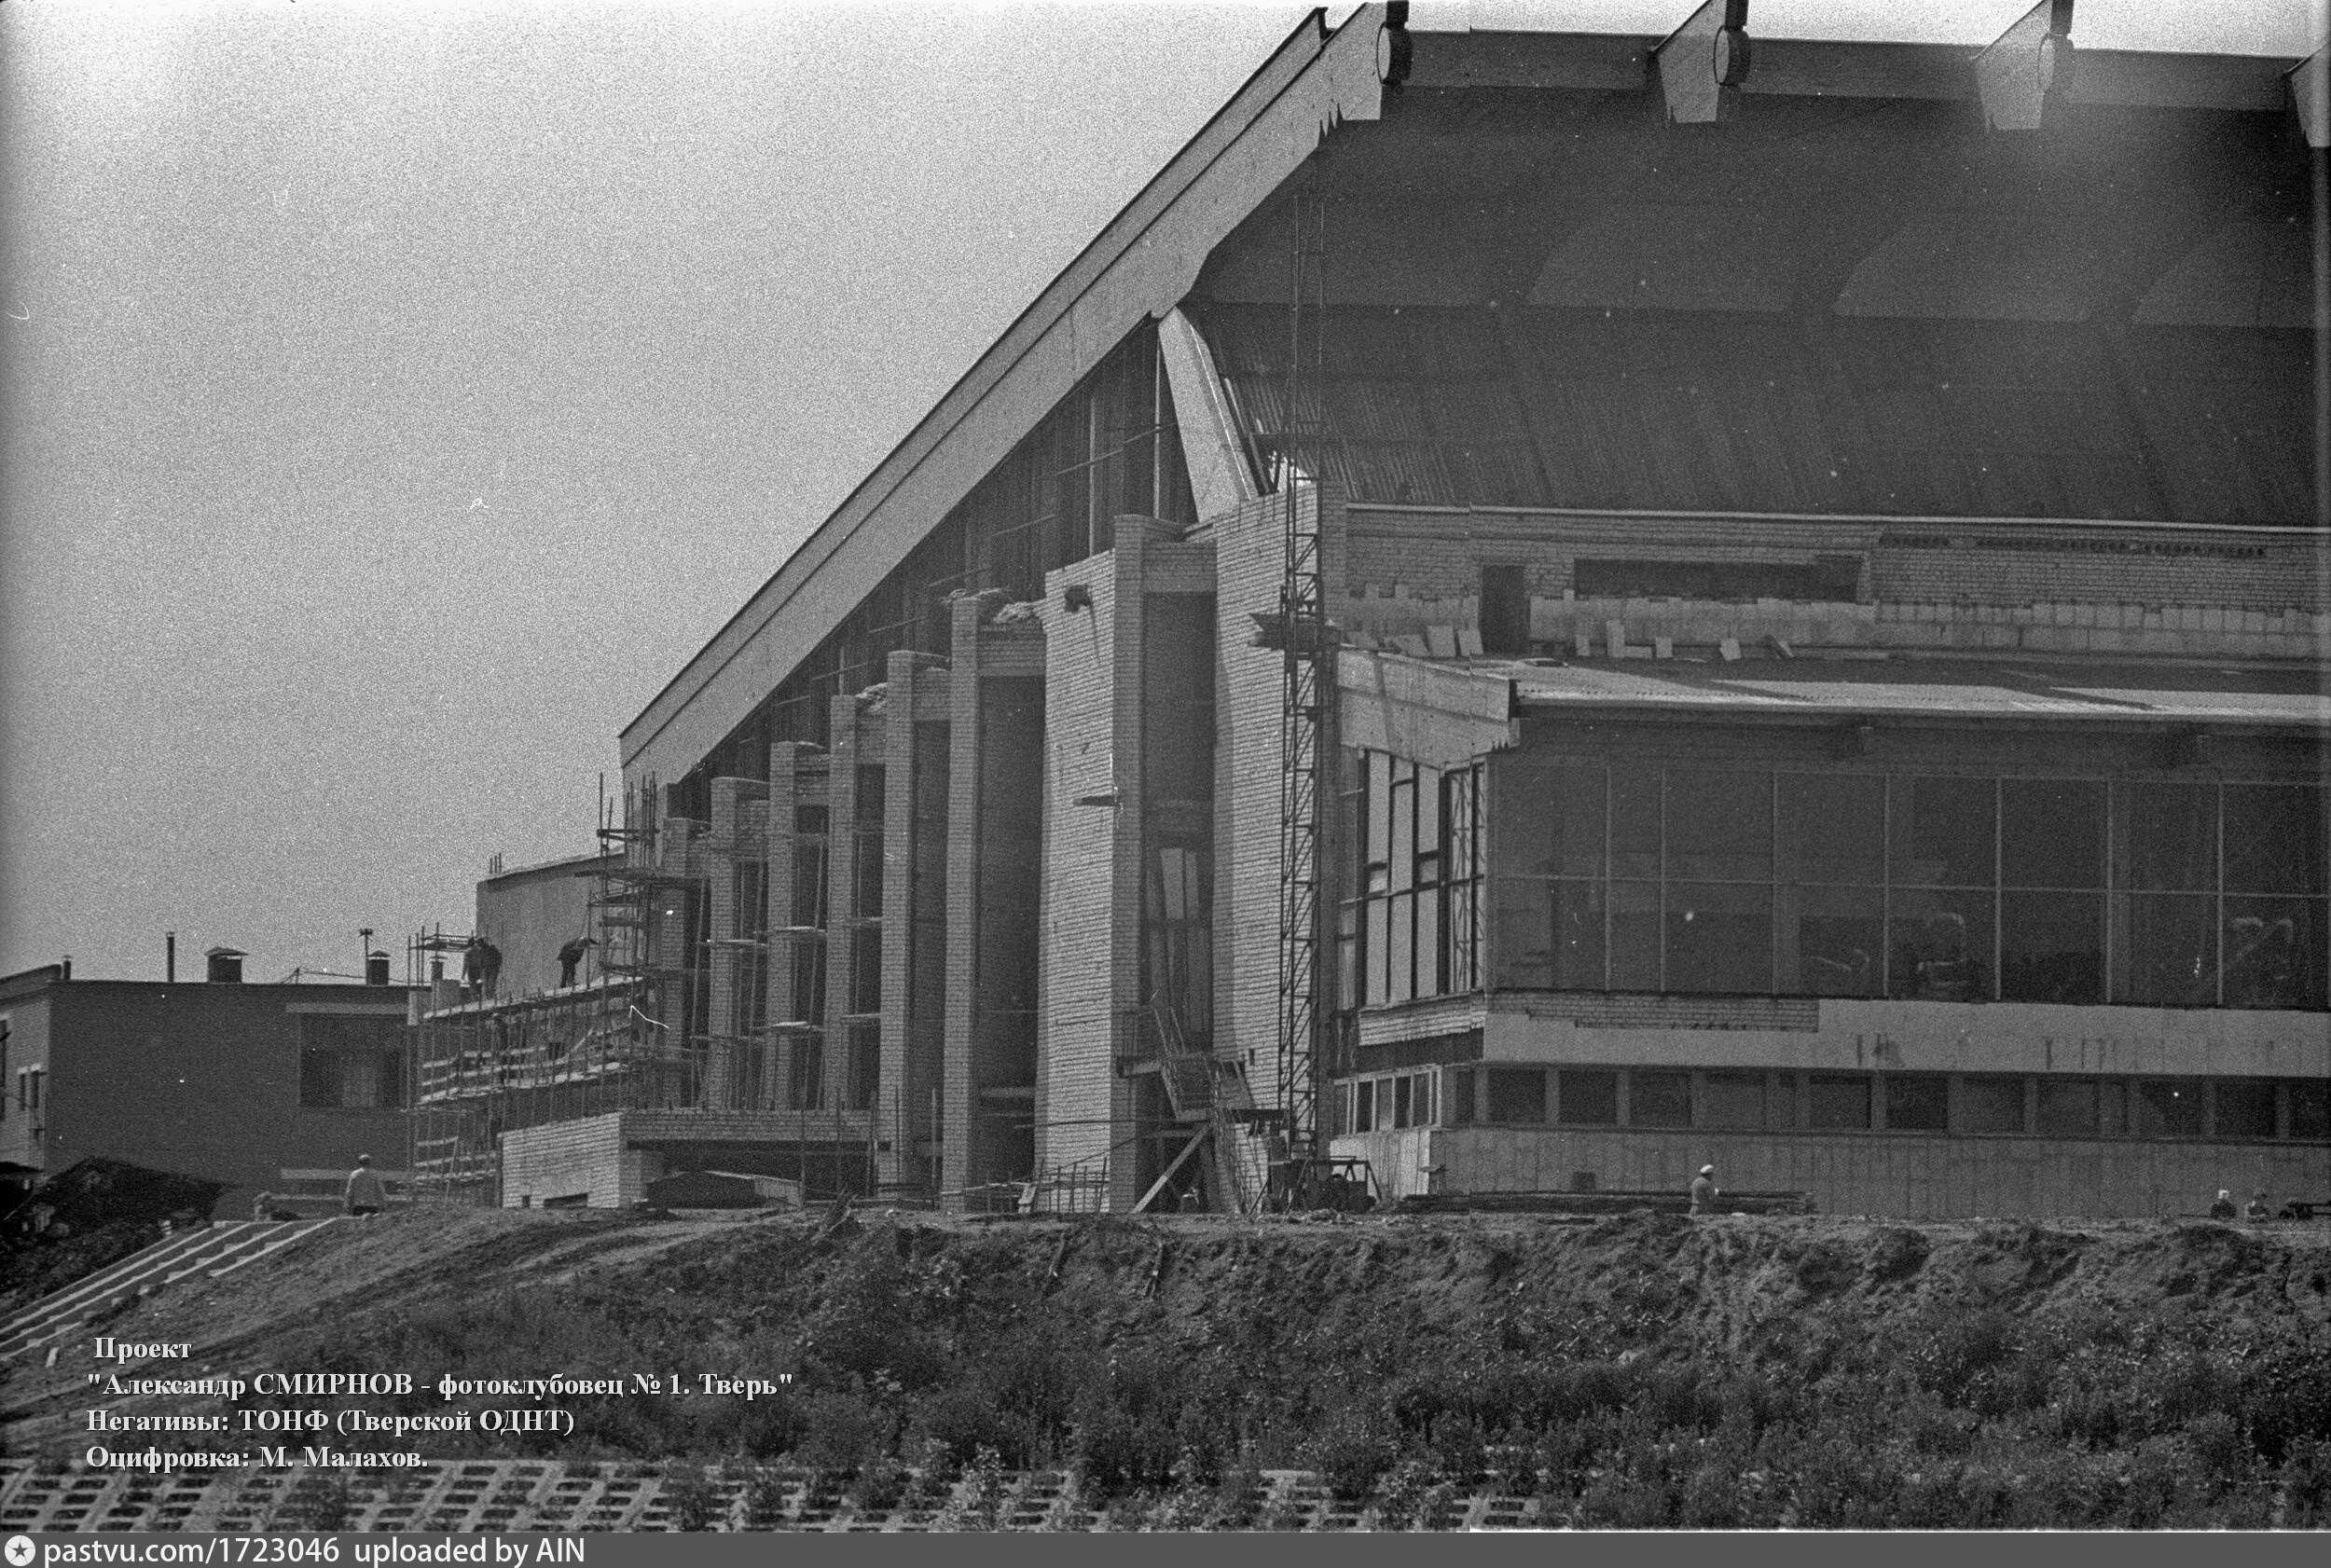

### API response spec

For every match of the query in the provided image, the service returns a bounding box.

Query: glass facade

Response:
[1490,765,2326,1011]
[1343,751,1483,1008]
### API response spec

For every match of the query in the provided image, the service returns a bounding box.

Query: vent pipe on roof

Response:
[206,947,245,983]
[366,952,392,986]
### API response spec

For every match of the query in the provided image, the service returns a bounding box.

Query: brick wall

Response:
[500,1113,644,1208]
[1038,553,1138,1203]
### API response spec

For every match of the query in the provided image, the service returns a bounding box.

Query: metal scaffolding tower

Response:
[1272,177,1331,1199]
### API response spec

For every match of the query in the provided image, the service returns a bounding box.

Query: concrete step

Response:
[209,1218,339,1279]
[0,1227,247,1356]
[0,1219,338,1363]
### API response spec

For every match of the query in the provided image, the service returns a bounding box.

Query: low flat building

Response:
[0,960,419,1218]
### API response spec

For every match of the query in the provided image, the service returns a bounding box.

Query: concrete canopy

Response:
[625,4,2324,791]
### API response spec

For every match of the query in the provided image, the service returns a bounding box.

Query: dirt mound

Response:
[9,1210,2330,1527]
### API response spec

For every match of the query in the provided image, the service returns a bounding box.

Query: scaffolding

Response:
[1271,176,1333,1195]
[407,776,698,1204]
[409,977,689,1201]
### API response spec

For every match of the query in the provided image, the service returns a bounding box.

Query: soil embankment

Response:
[7,1207,2329,1528]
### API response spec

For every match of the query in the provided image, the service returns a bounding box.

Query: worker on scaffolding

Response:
[462,934,503,1000]
[558,934,597,989]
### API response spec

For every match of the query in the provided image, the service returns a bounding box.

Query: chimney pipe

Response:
[365,951,391,986]
[205,946,245,983]
[166,931,176,983]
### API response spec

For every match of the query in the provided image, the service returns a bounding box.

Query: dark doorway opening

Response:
[1479,565,1528,655]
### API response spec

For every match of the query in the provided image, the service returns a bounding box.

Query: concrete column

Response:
[881,649,950,1199]
[822,693,884,1196]
[763,743,808,1112]
[944,596,986,1205]
[705,778,746,1108]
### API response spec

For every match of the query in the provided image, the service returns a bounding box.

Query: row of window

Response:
[1333,1069,1441,1135]
[1491,768,2327,1011]
[1341,754,1483,1008]
[1435,1066,2330,1142]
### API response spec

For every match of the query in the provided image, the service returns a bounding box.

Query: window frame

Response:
[1486,764,2324,1011]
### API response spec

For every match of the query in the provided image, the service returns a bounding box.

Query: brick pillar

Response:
[1037,541,1156,1210]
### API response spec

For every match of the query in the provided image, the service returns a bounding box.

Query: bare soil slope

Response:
[8,1209,2330,1528]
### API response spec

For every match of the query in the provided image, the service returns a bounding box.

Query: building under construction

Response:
[456,4,2328,1217]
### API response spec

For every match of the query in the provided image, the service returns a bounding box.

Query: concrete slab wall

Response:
[1385,1123,2331,1221]
[1480,994,2331,1080]
[476,855,605,1001]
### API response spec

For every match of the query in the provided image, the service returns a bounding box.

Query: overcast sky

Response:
[3,0,2322,986]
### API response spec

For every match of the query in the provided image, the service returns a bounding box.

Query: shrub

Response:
[1305,1407,1396,1503]
[2278,1436,2331,1528]
[1368,1458,1442,1530]
[1207,1447,1266,1529]
[848,1454,907,1513]
[933,1444,1009,1531]
[740,1465,793,1528]
[793,1391,885,1484]
[663,1464,724,1532]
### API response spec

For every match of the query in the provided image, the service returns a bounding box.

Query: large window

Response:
[1345,752,1483,1007]
[1492,767,2325,1010]
[298,1014,407,1109]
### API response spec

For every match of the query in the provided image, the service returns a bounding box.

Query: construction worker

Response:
[344,1155,388,1217]
[2246,1189,2272,1223]
[462,937,488,997]
[1690,1164,1718,1214]
[558,935,597,989]
[2209,1189,2238,1220]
